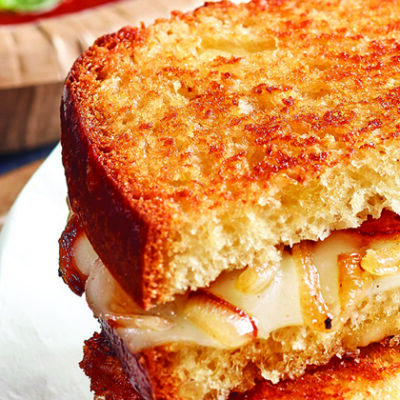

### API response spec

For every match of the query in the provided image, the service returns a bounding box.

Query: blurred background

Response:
[0,0,204,230]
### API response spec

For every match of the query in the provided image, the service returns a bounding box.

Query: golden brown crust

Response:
[82,331,400,400]
[81,331,141,400]
[238,338,400,400]
[62,0,400,308]
[61,30,172,309]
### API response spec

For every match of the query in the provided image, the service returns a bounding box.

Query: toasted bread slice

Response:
[237,337,400,400]
[81,331,400,400]
[61,0,400,310]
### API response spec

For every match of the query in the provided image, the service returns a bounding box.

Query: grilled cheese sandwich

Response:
[59,0,400,398]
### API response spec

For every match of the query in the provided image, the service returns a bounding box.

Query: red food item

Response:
[58,213,87,296]
[0,0,120,25]
[355,209,400,237]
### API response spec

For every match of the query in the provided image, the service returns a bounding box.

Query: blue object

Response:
[0,143,57,176]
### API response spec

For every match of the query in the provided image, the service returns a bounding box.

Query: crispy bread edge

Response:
[82,327,400,400]
[61,28,174,310]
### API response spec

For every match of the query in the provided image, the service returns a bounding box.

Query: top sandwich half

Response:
[61,0,400,310]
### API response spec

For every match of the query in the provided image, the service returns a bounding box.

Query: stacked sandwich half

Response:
[59,0,400,398]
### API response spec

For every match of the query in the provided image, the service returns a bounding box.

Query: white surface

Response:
[0,144,97,400]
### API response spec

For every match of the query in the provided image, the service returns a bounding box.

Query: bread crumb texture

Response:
[66,0,400,305]
[88,332,400,400]
[142,288,400,399]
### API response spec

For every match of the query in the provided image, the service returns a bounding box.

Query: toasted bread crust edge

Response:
[101,321,153,400]
[61,28,173,310]
[82,327,400,400]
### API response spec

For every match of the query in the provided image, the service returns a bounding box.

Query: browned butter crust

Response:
[61,0,400,309]
[61,34,169,311]
[81,330,400,400]
[81,331,141,400]
[61,25,177,310]
[234,338,400,399]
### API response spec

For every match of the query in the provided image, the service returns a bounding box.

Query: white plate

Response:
[0,144,97,400]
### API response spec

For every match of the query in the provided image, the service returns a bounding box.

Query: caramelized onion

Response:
[338,252,372,311]
[184,289,258,348]
[361,240,400,276]
[235,262,278,295]
[292,242,333,331]
[356,210,400,237]
[58,214,87,296]
[104,314,173,331]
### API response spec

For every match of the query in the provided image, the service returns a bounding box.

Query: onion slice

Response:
[104,314,173,331]
[338,252,372,312]
[235,262,278,295]
[361,240,400,276]
[184,289,258,348]
[58,214,88,296]
[292,242,333,331]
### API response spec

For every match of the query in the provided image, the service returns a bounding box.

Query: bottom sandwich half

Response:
[82,329,400,400]
[60,210,400,400]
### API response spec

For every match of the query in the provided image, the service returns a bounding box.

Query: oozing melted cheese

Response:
[75,230,400,353]
[209,256,303,338]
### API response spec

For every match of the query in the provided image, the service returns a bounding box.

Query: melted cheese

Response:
[210,256,303,337]
[75,229,400,353]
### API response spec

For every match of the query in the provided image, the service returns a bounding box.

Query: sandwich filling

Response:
[60,210,400,354]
